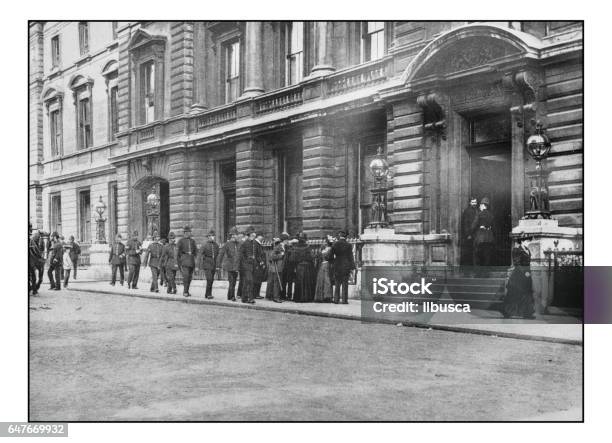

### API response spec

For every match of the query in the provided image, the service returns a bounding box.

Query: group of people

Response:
[28,229,81,296]
[108,225,356,305]
[460,196,535,319]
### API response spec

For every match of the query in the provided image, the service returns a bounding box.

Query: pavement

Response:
[29,289,583,421]
[56,279,583,345]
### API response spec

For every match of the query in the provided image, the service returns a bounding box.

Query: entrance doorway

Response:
[467,114,512,266]
[134,178,170,240]
[220,161,236,241]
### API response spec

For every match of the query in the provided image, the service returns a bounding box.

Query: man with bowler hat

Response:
[126,230,143,289]
[218,227,240,301]
[177,225,197,297]
[200,229,219,299]
[238,226,262,304]
[329,229,355,304]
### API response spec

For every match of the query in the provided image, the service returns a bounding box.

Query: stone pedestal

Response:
[512,218,582,314]
[86,243,112,281]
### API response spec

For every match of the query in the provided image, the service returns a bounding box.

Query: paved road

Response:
[29,289,582,421]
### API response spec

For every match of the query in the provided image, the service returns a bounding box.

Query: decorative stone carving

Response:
[503,69,544,128]
[415,37,520,79]
[417,93,446,140]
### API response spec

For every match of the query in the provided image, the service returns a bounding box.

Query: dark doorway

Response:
[469,143,512,266]
[159,181,170,240]
[220,161,236,241]
[278,149,303,236]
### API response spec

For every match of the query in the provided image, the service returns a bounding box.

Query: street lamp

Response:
[94,195,107,243]
[146,187,160,237]
[525,121,552,219]
[368,147,394,228]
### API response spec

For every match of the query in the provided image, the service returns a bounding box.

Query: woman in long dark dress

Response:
[292,232,316,303]
[314,235,334,302]
[501,235,535,319]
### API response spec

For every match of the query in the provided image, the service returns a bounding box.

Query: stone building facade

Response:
[29,21,583,267]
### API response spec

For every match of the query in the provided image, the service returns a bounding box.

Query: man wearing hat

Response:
[200,229,220,299]
[460,197,479,268]
[161,232,179,294]
[143,230,163,293]
[252,231,267,300]
[47,232,63,290]
[280,232,296,300]
[329,229,355,304]
[238,226,263,304]
[177,225,198,297]
[109,233,126,286]
[126,230,143,289]
[471,197,496,274]
[218,227,240,301]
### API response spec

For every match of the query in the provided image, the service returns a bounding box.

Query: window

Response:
[50,194,62,235]
[224,40,241,103]
[109,182,118,239]
[109,85,119,140]
[286,22,304,85]
[50,109,62,156]
[141,61,155,123]
[51,35,60,68]
[78,190,91,243]
[77,97,92,149]
[112,21,118,40]
[361,22,385,62]
[78,22,89,55]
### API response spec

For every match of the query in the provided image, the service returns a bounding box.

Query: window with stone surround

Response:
[43,88,64,158]
[285,21,304,85]
[50,193,62,235]
[70,75,94,150]
[78,22,89,56]
[51,35,60,69]
[141,60,156,124]
[78,189,91,243]
[223,39,241,103]
[108,181,118,239]
[102,60,119,141]
[361,22,385,62]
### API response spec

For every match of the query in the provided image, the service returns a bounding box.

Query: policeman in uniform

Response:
[218,227,240,301]
[238,226,263,304]
[471,197,496,274]
[126,230,143,289]
[200,229,219,299]
[177,225,197,297]
[161,232,179,294]
[143,231,163,293]
[109,233,126,285]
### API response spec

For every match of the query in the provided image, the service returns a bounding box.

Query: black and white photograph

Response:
[24,19,587,423]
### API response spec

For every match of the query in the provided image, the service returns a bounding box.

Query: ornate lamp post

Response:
[525,121,552,219]
[368,147,394,228]
[94,196,107,244]
[146,187,160,237]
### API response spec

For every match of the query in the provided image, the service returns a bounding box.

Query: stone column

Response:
[241,22,264,98]
[191,22,207,112]
[310,21,335,77]
[235,138,265,232]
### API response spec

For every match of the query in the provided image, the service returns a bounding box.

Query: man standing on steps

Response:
[177,225,197,297]
[460,197,479,270]
[471,196,496,276]
[126,230,143,289]
[200,229,219,299]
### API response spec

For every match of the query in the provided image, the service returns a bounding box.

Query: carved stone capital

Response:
[503,69,545,128]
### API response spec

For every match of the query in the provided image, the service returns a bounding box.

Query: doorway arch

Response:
[132,176,170,240]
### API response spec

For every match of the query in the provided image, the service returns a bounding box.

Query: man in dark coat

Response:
[252,231,267,300]
[218,227,240,301]
[126,230,143,289]
[109,233,126,286]
[265,235,286,303]
[200,229,220,299]
[460,197,479,268]
[329,230,355,304]
[159,237,168,287]
[29,230,44,295]
[471,197,496,273]
[177,225,197,297]
[161,232,179,294]
[67,235,81,280]
[47,232,63,290]
[238,226,264,304]
[143,231,163,293]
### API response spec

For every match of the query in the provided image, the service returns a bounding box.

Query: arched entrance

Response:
[133,176,170,240]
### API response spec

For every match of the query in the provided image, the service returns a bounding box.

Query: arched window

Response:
[42,87,64,158]
[69,75,94,150]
